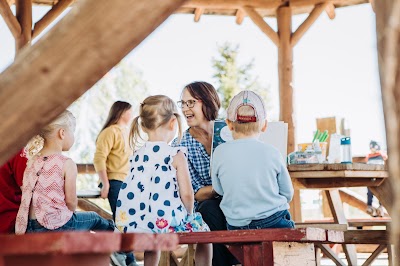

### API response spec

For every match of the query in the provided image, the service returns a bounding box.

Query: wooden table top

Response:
[288,163,388,189]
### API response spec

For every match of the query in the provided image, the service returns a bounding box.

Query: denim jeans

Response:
[227,209,295,230]
[107,180,136,265]
[367,188,374,206]
[108,180,123,220]
[26,211,115,233]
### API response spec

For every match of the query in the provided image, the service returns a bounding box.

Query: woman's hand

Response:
[100,182,110,199]
[97,170,110,199]
[194,186,217,202]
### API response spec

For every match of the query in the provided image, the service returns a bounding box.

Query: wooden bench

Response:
[159,227,343,266]
[317,229,393,266]
[77,190,113,220]
[298,217,391,229]
[0,232,178,266]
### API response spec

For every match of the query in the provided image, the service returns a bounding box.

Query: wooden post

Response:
[375,0,400,263]
[0,0,185,165]
[277,6,302,222]
[15,0,31,54]
[277,6,294,153]
[325,190,358,265]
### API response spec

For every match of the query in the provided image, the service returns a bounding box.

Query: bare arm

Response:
[172,151,194,214]
[194,186,217,202]
[93,129,114,199]
[97,170,110,199]
[64,159,78,211]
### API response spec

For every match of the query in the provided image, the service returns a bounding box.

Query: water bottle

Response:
[340,137,352,164]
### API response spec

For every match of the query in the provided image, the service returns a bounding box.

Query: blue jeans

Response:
[367,188,374,206]
[107,180,136,265]
[108,180,123,220]
[26,211,115,233]
[227,210,295,230]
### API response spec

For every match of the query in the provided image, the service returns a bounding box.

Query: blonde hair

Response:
[130,95,182,150]
[24,110,76,160]
[231,105,263,134]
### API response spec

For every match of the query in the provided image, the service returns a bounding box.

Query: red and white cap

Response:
[227,90,266,123]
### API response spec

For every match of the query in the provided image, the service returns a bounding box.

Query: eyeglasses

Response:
[177,100,199,109]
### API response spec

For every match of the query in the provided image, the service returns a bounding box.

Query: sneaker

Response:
[366,206,377,217]
[127,261,140,266]
[376,205,387,217]
[110,252,127,266]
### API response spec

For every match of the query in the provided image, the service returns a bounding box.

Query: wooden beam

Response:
[77,163,96,174]
[15,0,31,54]
[194,7,203,22]
[77,199,112,220]
[317,244,346,266]
[325,3,336,19]
[361,244,387,266]
[289,0,355,7]
[241,6,279,46]
[339,188,369,213]
[235,8,244,25]
[182,0,282,9]
[0,0,21,38]
[0,0,185,165]
[291,3,328,47]
[32,0,74,39]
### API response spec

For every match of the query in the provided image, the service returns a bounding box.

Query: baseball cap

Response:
[227,90,266,123]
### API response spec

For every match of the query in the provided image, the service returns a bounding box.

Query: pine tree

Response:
[212,43,272,115]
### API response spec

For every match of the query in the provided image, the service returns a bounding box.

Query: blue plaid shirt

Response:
[172,129,211,197]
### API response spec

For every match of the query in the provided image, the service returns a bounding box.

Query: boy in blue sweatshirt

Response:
[211,90,294,230]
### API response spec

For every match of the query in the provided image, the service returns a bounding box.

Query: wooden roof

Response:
[18,0,369,17]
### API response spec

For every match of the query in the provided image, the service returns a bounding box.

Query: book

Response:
[211,120,288,162]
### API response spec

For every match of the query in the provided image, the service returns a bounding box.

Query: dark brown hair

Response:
[183,81,221,121]
[99,101,132,134]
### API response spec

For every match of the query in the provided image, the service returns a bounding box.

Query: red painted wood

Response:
[177,228,328,244]
[227,245,243,263]
[262,242,274,266]
[0,232,120,255]
[0,232,120,266]
[242,244,263,266]
[3,254,110,266]
[121,233,178,252]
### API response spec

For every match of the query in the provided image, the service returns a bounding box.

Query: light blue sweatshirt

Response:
[211,138,294,226]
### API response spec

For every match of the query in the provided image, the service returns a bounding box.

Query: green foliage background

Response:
[212,42,272,116]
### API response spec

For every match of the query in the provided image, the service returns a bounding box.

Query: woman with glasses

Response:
[172,81,238,266]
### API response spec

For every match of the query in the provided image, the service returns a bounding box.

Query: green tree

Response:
[212,43,272,115]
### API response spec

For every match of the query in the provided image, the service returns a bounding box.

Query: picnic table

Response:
[76,163,392,265]
[288,163,391,266]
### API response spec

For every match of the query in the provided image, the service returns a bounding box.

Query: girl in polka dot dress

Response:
[116,95,212,266]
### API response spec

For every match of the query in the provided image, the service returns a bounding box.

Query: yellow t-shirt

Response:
[93,125,132,181]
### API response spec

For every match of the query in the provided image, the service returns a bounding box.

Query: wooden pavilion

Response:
[0,0,398,264]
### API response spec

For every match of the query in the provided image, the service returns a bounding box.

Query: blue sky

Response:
[0,3,385,155]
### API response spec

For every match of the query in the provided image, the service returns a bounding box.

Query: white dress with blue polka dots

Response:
[116,141,209,234]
